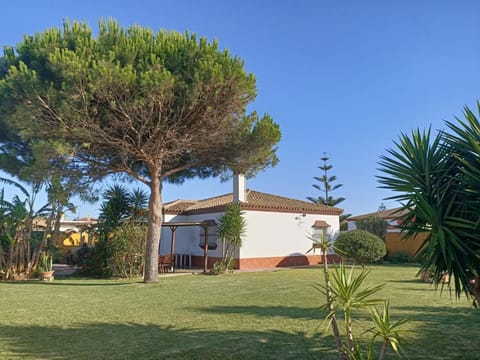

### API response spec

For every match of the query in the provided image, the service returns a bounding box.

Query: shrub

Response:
[211,258,235,275]
[76,223,146,278]
[387,251,414,264]
[335,230,386,264]
[355,216,387,241]
[74,245,103,276]
[212,261,227,275]
[104,223,146,278]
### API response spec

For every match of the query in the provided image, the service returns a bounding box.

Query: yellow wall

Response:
[386,232,428,257]
[60,232,96,247]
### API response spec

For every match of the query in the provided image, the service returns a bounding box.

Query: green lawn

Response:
[0,265,479,359]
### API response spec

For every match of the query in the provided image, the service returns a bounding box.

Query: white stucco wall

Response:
[240,211,340,258]
[347,220,357,231]
[160,210,340,260]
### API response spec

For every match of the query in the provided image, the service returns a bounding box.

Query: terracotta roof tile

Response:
[164,190,343,216]
[163,199,199,214]
[349,207,410,221]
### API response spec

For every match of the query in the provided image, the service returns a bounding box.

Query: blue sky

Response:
[1,1,480,218]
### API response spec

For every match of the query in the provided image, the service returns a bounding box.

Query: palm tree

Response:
[128,188,149,221]
[378,106,480,305]
[99,184,148,228]
[0,177,50,279]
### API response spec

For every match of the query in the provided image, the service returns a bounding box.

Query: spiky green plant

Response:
[378,105,480,305]
[217,203,246,269]
[308,234,345,359]
[40,252,53,272]
[368,301,409,359]
[324,263,385,353]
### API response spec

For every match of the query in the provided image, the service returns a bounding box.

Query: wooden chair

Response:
[158,255,174,273]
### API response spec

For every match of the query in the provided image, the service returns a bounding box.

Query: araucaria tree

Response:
[308,153,350,230]
[378,104,480,306]
[0,20,281,282]
[308,153,345,206]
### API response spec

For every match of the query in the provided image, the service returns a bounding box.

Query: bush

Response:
[387,251,414,264]
[335,230,386,264]
[355,216,387,241]
[104,223,146,278]
[75,223,146,278]
[211,258,235,275]
[211,261,227,275]
[74,244,104,276]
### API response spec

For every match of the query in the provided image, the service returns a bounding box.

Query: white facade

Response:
[160,210,340,260]
[241,211,339,258]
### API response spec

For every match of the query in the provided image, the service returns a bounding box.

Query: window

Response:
[311,220,330,251]
[199,220,218,250]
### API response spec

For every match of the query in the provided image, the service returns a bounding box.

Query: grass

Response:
[0,264,479,359]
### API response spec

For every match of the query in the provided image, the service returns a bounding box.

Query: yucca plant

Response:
[368,301,409,359]
[316,261,408,359]
[309,234,345,359]
[378,105,480,305]
[318,263,385,354]
[312,228,408,359]
[217,203,246,270]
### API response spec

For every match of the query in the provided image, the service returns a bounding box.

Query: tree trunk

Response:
[378,342,387,360]
[470,276,480,307]
[322,247,346,360]
[345,312,354,355]
[31,212,54,271]
[144,176,163,283]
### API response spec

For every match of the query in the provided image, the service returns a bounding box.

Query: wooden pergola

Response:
[161,220,217,273]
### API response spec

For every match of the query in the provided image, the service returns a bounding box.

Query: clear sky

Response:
[1,0,480,218]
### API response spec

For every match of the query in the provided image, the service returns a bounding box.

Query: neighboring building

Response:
[160,174,343,270]
[31,217,98,262]
[348,208,427,257]
[57,218,98,259]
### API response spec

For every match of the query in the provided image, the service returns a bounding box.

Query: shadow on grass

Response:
[2,279,137,287]
[389,278,424,284]
[397,304,479,318]
[199,305,323,320]
[0,322,337,360]
[392,304,480,359]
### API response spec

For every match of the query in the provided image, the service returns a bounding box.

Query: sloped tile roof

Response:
[348,207,410,221]
[164,190,343,216]
[163,199,199,214]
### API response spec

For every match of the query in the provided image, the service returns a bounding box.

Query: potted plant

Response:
[39,252,54,282]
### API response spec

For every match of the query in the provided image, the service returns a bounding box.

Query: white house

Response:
[160,175,343,270]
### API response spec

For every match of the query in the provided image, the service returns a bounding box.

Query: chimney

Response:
[233,173,247,203]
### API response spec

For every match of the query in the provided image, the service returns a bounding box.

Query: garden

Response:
[0,265,478,359]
